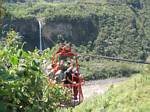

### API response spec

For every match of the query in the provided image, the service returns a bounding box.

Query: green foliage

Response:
[0,0,5,19]
[0,0,5,33]
[79,59,143,80]
[4,0,150,60]
[0,31,71,112]
[94,14,149,60]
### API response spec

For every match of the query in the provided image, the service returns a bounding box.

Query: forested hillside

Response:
[2,0,150,60]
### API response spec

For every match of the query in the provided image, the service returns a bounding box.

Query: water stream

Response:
[38,20,42,51]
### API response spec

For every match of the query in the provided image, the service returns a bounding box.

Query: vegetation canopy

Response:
[0,31,71,112]
[3,0,150,60]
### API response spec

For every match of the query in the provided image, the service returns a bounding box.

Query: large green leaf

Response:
[22,51,30,59]
[10,55,19,65]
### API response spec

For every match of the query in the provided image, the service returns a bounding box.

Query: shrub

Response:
[0,31,71,112]
[79,59,143,80]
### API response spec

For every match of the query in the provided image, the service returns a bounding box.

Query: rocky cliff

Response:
[6,17,98,50]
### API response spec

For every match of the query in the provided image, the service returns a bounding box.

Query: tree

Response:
[0,0,5,26]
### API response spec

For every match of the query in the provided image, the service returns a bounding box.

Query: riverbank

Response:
[83,77,128,99]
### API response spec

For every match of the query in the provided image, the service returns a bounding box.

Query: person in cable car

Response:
[48,43,84,102]
[64,61,74,84]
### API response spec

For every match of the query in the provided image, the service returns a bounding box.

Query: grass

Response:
[79,59,144,80]
[60,72,150,112]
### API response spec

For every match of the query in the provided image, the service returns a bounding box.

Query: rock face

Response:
[9,18,98,50]
[43,20,98,48]
[42,22,72,47]
[11,18,39,51]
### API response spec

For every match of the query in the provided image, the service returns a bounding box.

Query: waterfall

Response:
[38,20,42,51]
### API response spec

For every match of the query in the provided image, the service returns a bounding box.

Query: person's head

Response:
[68,42,72,47]
[67,61,71,67]
[59,43,65,47]
[60,60,64,65]
[52,64,55,68]
[59,64,64,70]
[47,64,52,70]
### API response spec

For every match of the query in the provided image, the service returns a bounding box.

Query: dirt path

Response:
[82,78,127,99]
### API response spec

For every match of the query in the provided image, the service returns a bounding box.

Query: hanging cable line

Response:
[81,54,150,65]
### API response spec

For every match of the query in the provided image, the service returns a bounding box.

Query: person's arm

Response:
[67,66,73,72]
[66,75,76,84]
[66,77,73,84]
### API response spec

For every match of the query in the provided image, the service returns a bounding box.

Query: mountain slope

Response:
[3,0,150,60]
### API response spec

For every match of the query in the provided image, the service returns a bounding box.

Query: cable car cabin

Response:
[48,44,84,104]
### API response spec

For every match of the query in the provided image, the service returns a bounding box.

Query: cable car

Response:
[48,44,84,105]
